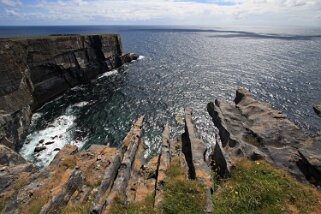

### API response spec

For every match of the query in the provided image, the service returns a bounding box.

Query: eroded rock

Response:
[207,88,319,185]
[183,108,214,213]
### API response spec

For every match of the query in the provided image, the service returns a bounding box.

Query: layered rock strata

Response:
[1,108,215,213]
[0,34,136,150]
[207,88,321,188]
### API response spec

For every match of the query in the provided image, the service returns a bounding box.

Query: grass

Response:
[213,159,321,214]
[109,157,207,214]
[61,201,92,214]
[160,158,207,214]
[109,194,155,214]
[0,199,5,213]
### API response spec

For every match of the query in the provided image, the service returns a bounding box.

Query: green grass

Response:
[213,159,321,214]
[109,157,207,214]
[61,201,92,214]
[109,194,155,214]
[0,199,5,213]
[160,158,207,214]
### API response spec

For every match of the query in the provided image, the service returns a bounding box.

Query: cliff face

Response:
[0,34,126,150]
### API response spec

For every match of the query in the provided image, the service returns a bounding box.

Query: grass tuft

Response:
[214,159,321,214]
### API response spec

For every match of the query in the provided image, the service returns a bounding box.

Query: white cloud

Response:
[0,0,320,26]
[0,0,21,7]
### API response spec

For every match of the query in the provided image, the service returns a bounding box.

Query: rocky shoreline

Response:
[0,34,138,151]
[0,35,320,213]
[1,88,320,213]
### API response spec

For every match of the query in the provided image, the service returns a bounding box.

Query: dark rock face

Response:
[0,144,28,166]
[0,34,129,150]
[313,104,321,116]
[122,53,139,63]
[207,88,321,187]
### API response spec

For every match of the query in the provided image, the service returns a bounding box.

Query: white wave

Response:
[138,55,145,60]
[98,70,118,79]
[20,105,87,167]
[72,101,89,108]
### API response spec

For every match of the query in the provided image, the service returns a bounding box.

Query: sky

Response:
[0,0,320,27]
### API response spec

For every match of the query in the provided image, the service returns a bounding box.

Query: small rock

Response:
[34,146,46,153]
[313,104,321,116]
[51,135,58,139]
[45,141,55,145]
[53,148,61,152]
[39,139,45,144]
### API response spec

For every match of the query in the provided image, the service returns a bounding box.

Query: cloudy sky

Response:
[0,0,320,26]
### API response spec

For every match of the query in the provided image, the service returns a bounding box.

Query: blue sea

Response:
[1,26,320,166]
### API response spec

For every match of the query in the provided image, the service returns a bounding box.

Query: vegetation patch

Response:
[61,201,92,214]
[160,158,207,214]
[109,194,155,214]
[213,159,321,214]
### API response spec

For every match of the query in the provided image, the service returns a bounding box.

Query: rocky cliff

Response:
[0,35,137,150]
[1,89,320,213]
[207,88,321,188]
[0,109,214,213]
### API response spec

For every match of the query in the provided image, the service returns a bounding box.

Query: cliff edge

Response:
[0,34,137,150]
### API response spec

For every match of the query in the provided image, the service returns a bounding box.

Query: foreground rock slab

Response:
[208,88,321,188]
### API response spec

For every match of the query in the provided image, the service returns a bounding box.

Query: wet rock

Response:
[122,53,139,63]
[34,146,46,153]
[313,104,321,116]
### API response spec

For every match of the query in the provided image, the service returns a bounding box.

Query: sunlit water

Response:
[1,26,320,167]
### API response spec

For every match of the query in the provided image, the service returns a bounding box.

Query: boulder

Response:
[34,146,46,153]
[122,53,139,63]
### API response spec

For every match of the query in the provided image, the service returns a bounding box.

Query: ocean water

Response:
[1,26,321,167]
